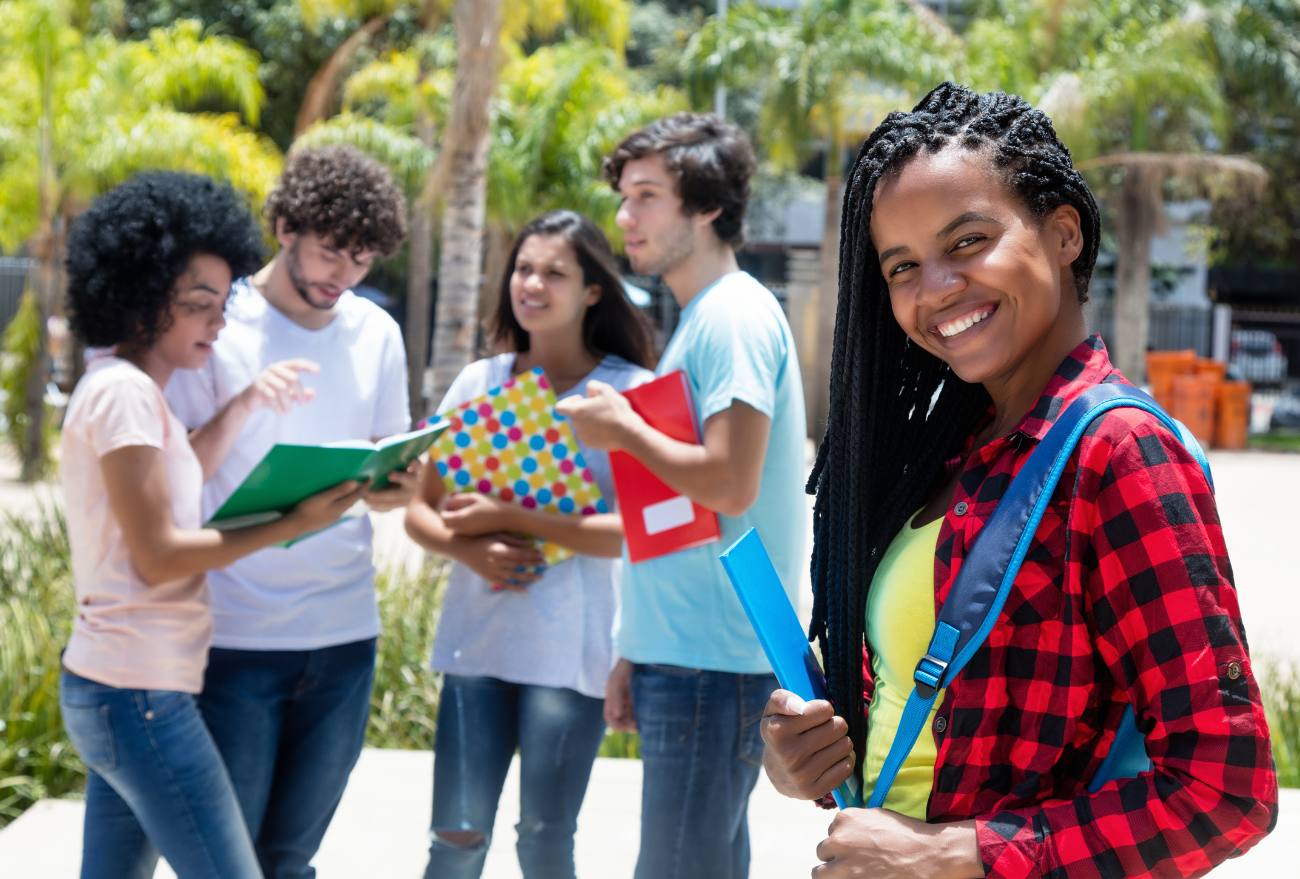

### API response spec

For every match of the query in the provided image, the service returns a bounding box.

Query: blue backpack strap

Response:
[867,383,1212,809]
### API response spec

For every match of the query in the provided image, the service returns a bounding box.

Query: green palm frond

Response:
[683,0,955,170]
[122,19,266,126]
[502,0,631,54]
[86,109,283,209]
[296,113,435,192]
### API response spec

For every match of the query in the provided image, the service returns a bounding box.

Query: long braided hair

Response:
[807,83,1102,772]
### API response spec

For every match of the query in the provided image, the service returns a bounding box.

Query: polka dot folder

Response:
[430,366,609,568]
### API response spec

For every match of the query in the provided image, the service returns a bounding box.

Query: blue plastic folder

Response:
[719,528,863,809]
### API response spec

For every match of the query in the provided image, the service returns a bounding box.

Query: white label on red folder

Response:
[642,495,695,535]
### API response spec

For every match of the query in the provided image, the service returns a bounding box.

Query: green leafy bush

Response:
[0,506,82,827]
[1261,660,1300,788]
[367,561,448,750]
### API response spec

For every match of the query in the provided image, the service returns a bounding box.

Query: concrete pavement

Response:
[1,749,1296,878]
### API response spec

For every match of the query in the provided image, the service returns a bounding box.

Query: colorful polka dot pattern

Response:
[430,367,608,567]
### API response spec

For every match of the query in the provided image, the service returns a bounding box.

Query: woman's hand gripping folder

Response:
[719,528,863,808]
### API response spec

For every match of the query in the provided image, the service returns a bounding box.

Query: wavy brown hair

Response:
[265,145,407,257]
[491,210,655,369]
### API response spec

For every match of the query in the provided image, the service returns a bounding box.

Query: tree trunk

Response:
[431,0,501,404]
[1112,163,1161,386]
[813,171,843,445]
[405,105,436,423]
[21,230,56,482]
[22,60,57,482]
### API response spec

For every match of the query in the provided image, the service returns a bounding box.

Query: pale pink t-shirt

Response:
[61,357,211,693]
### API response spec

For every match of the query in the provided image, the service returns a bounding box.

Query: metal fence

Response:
[0,258,38,334]
[1085,301,1213,356]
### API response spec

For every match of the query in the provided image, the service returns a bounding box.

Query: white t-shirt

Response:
[62,357,211,692]
[430,353,653,698]
[165,278,410,650]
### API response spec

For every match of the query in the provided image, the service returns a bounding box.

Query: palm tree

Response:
[682,0,958,437]
[1076,152,1265,383]
[0,5,281,479]
[429,0,503,413]
[294,0,634,418]
[966,0,1261,384]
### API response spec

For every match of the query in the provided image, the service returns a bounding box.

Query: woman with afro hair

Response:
[759,85,1276,879]
[59,171,368,878]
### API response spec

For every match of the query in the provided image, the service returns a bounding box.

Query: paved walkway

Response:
[1,749,1296,878]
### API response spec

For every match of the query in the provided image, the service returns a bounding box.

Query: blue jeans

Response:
[424,675,607,879]
[196,638,377,879]
[629,664,777,879]
[58,670,261,879]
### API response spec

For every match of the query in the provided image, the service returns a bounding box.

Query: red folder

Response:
[610,370,722,563]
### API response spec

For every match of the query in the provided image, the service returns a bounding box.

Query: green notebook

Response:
[206,422,447,531]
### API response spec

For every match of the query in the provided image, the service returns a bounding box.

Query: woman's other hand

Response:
[441,492,518,536]
[238,358,319,415]
[760,689,855,800]
[604,658,637,732]
[459,532,545,591]
[285,479,371,535]
[365,459,422,512]
[814,810,981,879]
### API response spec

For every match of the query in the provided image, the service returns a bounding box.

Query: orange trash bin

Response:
[1195,358,1227,381]
[1146,349,1197,411]
[1215,381,1252,450]
[1171,374,1218,446]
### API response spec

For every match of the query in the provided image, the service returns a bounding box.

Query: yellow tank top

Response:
[862,509,943,819]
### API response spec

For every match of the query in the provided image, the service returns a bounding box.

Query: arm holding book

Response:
[362,459,422,512]
[440,491,623,558]
[557,380,770,519]
[103,444,369,585]
[405,464,547,591]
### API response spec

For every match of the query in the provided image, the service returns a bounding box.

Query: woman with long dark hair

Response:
[760,84,1276,879]
[405,209,655,879]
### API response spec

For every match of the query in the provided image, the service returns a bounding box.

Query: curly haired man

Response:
[165,146,411,879]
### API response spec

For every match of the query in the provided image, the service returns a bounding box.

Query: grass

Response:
[367,560,449,750]
[1261,660,1300,788]
[1249,429,1300,454]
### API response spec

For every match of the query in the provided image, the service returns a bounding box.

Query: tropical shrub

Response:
[0,505,80,827]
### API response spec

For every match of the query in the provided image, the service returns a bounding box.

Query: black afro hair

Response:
[65,172,266,349]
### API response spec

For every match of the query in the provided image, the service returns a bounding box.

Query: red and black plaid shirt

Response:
[868,336,1277,879]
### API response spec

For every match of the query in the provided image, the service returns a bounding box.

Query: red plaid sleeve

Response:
[976,413,1278,879]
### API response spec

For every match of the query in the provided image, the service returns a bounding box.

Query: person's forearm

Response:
[496,509,624,558]
[133,517,304,585]
[188,393,253,481]
[617,419,755,518]
[934,820,982,879]
[405,500,482,566]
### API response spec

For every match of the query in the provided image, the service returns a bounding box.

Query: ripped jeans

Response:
[423,675,607,879]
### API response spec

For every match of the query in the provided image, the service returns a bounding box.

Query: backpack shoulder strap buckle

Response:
[914,653,949,699]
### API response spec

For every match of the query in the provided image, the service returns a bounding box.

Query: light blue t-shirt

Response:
[615,271,807,674]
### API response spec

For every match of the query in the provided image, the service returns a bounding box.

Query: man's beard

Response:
[286,239,337,311]
[630,220,695,277]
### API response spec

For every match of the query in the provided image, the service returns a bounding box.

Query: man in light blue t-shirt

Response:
[560,113,806,879]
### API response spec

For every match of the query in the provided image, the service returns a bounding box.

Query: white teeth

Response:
[938,309,991,338]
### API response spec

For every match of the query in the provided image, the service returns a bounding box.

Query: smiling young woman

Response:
[404,209,655,879]
[759,84,1277,879]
